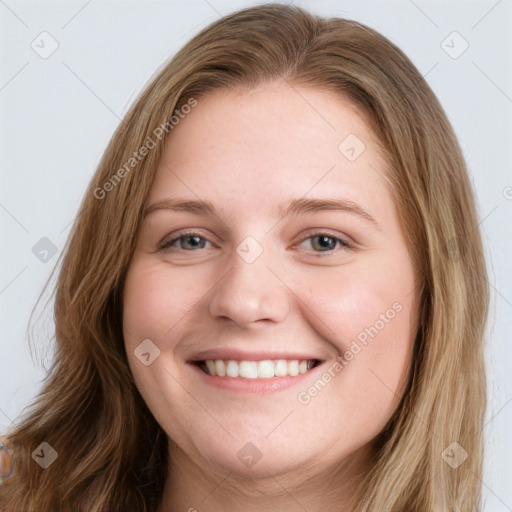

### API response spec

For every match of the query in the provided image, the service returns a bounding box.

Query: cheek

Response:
[298,252,416,349]
[294,254,417,430]
[122,260,202,430]
[123,260,204,346]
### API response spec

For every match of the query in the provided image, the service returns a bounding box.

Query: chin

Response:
[205,443,309,479]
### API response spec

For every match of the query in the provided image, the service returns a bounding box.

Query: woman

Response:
[0,4,488,511]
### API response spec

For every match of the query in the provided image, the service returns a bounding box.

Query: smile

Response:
[197,359,318,379]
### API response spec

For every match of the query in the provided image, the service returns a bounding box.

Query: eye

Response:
[300,233,353,253]
[158,232,212,251]
[156,231,353,255]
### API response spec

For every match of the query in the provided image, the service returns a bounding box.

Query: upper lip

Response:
[188,348,324,362]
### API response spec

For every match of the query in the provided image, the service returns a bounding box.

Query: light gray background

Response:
[1,0,511,510]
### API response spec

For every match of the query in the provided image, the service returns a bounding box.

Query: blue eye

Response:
[157,231,352,255]
[305,234,351,252]
[159,233,210,251]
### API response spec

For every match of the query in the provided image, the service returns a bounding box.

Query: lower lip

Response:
[189,362,323,394]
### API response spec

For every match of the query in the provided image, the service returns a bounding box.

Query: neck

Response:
[157,440,371,512]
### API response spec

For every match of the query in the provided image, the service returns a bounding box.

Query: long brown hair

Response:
[0,4,488,511]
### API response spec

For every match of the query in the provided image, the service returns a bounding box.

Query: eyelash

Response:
[157,230,354,254]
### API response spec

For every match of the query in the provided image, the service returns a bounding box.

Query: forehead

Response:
[148,82,392,219]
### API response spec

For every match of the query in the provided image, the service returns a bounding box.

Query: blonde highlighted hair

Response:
[0,4,488,511]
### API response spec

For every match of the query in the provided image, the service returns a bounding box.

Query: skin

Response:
[123,81,419,512]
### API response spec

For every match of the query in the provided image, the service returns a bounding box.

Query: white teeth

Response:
[274,359,287,377]
[200,359,317,378]
[215,360,226,377]
[206,360,216,376]
[225,360,239,377]
[239,361,258,379]
[287,360,299,376]
[258,360,274,378]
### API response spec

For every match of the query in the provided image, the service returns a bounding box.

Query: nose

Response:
[207,250,290,327]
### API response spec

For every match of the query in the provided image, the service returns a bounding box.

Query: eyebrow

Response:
[144,197,380,229]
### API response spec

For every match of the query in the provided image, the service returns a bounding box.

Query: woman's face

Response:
[123,82,419,479]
